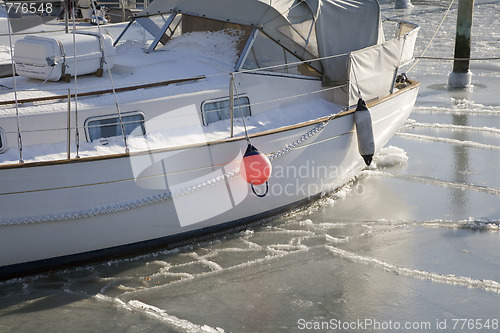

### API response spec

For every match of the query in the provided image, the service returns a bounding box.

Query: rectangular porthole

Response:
[85,113,145,142]
[0,128,5,153]
[202,96,251,126]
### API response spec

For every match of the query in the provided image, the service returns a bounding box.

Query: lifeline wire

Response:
[349,55,363,100]
[0,110,338,226]
[6,8,23,163]
[72,0,80,158]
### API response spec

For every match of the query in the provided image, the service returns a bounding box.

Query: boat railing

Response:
[384,19,420,39]
[0,21,420,166]
[98,0,150,9]
[98,0,151,23]
[0,77,205,106]
[0,69,349,166]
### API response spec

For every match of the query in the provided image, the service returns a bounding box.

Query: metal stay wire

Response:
[229,72,250,143]
[71,0,81,158]
[3,51,350,99]
[0,21,396,161]
[6,10,23,163]
[90,0,129,153]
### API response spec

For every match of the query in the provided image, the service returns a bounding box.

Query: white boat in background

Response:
[0,0,129,37]
[0,0,136,68]
[0,0,419,279]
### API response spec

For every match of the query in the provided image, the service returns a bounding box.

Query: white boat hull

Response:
[0,83,419,278]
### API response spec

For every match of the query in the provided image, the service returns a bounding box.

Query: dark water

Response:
[1,1,500,332]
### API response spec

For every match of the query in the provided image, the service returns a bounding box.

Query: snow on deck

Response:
[0,30,341,165]
[0,30,243,114]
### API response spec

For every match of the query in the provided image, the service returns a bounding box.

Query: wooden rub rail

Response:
[0,76,206,106]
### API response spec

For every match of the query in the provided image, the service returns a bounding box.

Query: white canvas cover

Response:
[348,38,402,107]
[347,22,419,106]
[397,21,420,66]
[140,0,383,83]
[139,0,418,105]
[305,0,383,85]
[14,32,115,81]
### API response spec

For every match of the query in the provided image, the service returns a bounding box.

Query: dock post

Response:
[448,0,474,88]
[64,0,69,34]
[395,0,413,9]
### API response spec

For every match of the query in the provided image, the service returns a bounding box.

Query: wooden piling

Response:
[448,0,474,88]
[452,0,474,73]
[395,0,413,9]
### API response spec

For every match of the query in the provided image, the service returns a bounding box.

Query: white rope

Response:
[406,0,456,74]
[415,56,500,61]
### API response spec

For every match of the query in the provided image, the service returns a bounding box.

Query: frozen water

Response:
[372,145,408,167]
[1,0,500,332]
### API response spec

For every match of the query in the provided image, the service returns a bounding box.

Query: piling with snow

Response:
[448,0,474,88]
[395,0,413,9]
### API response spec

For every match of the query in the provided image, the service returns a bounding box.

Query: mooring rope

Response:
[406,0,456,74]
[415,56,500,61]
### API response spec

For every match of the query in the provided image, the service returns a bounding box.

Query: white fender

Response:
[354,98,375,166]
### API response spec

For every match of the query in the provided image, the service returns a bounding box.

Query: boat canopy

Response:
[133,0,418,106]
[139,0,383,86]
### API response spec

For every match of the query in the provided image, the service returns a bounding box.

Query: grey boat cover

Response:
[140,0,418,106]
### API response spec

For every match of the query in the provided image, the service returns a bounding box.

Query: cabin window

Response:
[115,13,253,56]
[170,15,252,54]
[277,19,319,57]
[0,128,5,153]
[202,96,251,126]
[242,31,321,78]
[114,14,172,49]
[85,113,145,142]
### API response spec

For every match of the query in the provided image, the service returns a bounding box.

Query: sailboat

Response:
[0,0,419,279]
